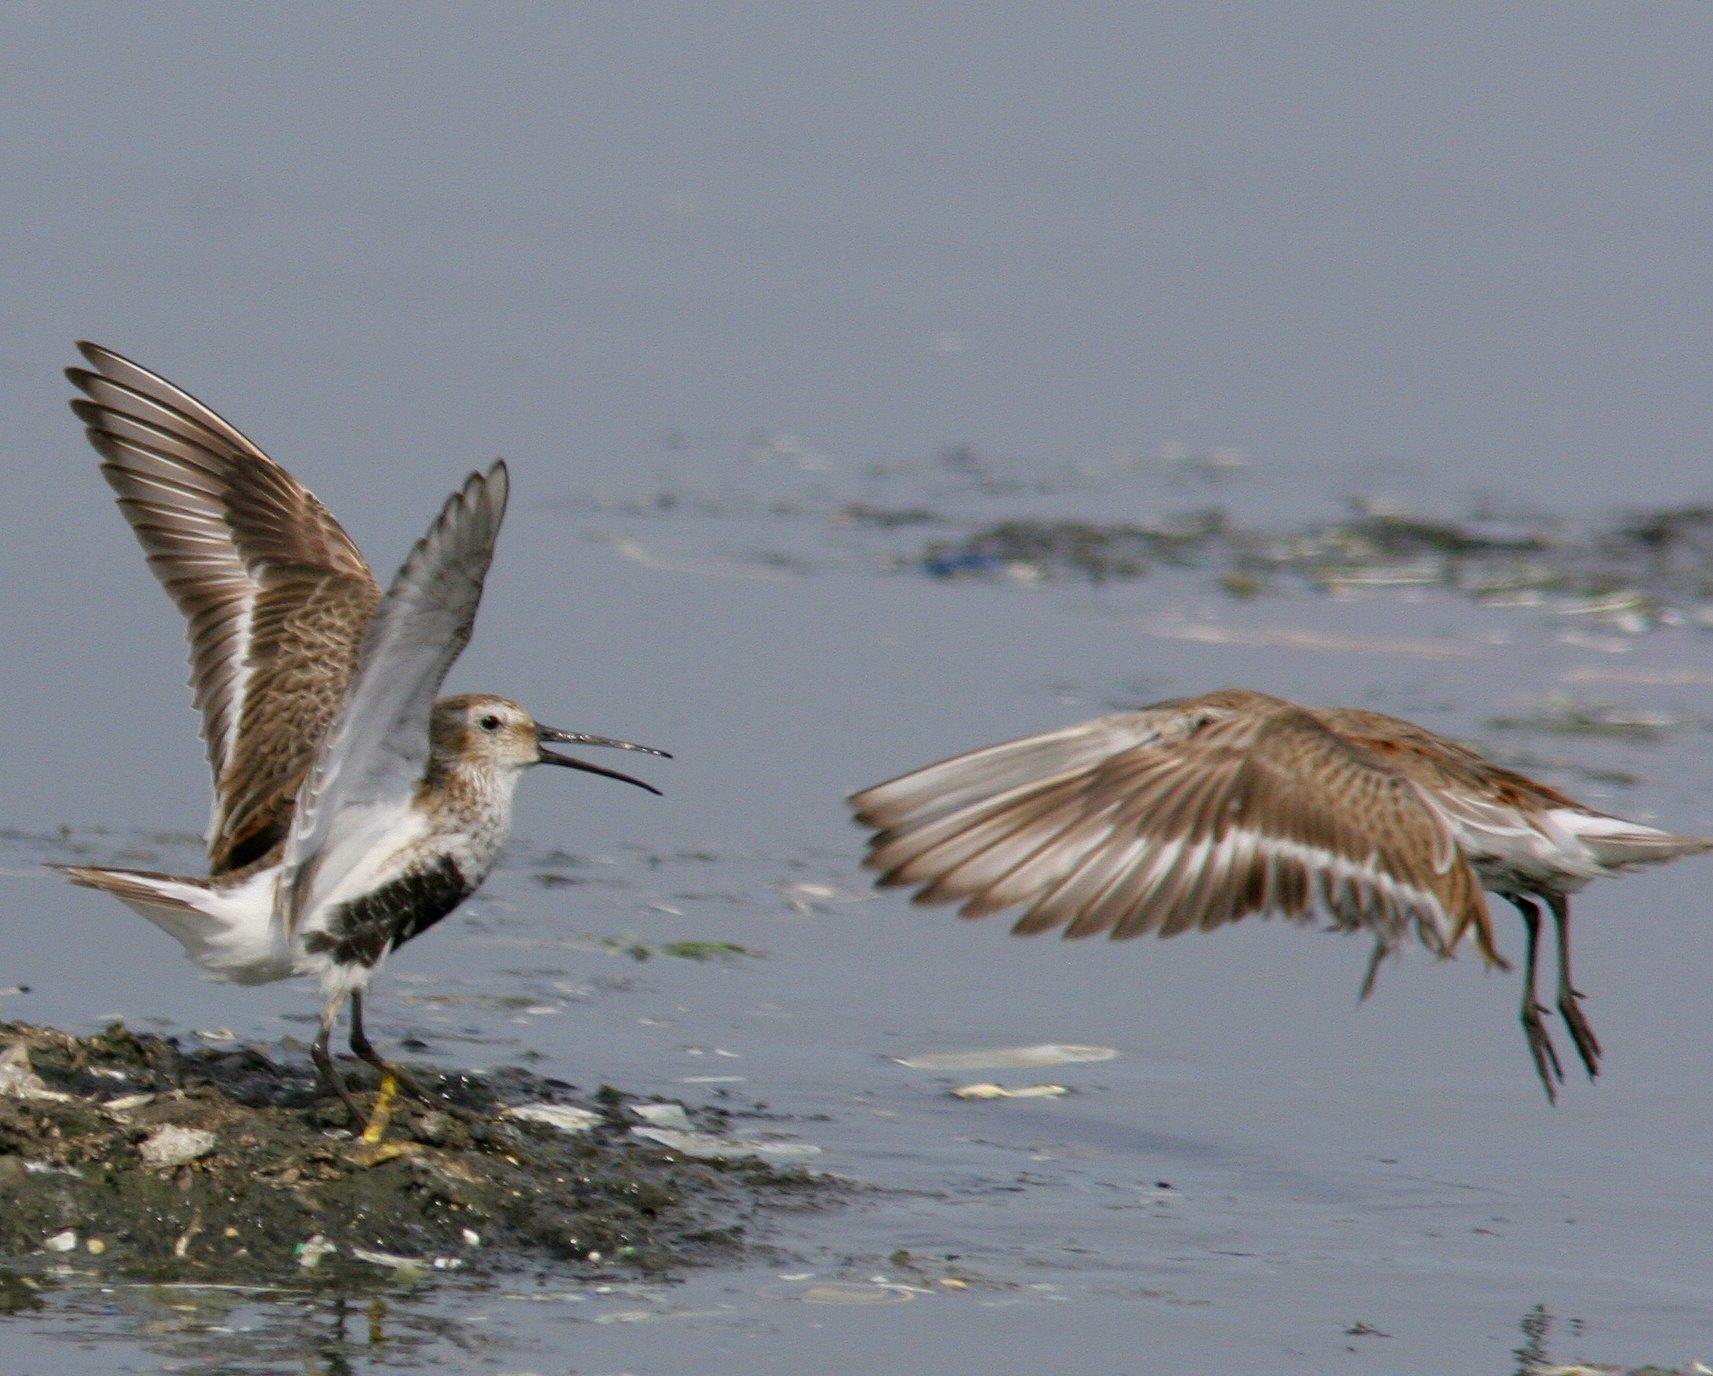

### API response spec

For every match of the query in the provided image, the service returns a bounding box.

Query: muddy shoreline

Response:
[0,1020,835,1290]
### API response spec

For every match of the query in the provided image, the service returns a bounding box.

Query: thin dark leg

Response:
[1358,938,1392,1002]
[1547,893,1601,1081]
[347,991,432,1103]
[312,1000,366,1126]
[1509,895,1563,1103]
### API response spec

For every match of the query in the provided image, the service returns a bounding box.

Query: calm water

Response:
[4,6,1713,1372]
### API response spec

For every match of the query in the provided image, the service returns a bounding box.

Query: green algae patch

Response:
[658,940,761,962]
[0,1020,832,1286]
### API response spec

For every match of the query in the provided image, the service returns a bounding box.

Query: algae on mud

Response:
[0,1020,831,1285]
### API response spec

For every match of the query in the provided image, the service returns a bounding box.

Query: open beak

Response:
[536,726,670,796]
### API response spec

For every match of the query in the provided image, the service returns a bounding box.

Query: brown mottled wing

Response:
[1310,706,1712,962]
[68,343,382,873]
[851,695,1491,967]
[1321,707,1713,867]
[1309,708,1576,844]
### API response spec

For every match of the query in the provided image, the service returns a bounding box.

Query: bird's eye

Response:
[479,714,502,732]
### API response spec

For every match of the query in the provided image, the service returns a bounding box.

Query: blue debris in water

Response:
[922,549,1003,579]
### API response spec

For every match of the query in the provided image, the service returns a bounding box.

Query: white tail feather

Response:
[54,864,292,985]
[1549,811,1713,872]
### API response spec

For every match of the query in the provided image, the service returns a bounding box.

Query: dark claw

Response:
[1520,1001,1565,1105]
[1557,987,1602,1082]
[1547,894,1599,1084]
[1510,894,1563,1104]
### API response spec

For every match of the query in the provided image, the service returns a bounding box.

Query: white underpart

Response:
[288,803,434,945]
[290,778,518,988]
[89,780,516,1009]
[1450,805,1697,895]
[95,866,290,986]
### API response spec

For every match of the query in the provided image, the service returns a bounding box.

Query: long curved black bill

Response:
[537,726,670,796]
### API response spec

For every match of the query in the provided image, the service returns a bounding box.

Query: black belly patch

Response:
[302,855,474,968]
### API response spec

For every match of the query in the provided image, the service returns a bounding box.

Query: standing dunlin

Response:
[53,343,668,1130]
[849,688,1710,1100]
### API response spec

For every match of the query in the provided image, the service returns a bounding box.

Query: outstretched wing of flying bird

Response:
[852,690,1495,974]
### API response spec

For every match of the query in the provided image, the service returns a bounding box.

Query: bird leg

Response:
[312,992,437,1142]
[1546,893,1601,1081]
[1509,895,1564,1103]
[1359,936,1395,1002]
[347,991,432,1105]
[312,998,368,1128]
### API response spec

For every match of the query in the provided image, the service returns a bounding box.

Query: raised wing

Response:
[69,343,380,873]
[851,693,1496,979]
[277,462,509,934]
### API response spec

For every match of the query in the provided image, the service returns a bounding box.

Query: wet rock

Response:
[504,1102,603,1134]
[137,1124,216,1168]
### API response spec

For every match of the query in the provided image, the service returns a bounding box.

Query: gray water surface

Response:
[4,6,1713,1372]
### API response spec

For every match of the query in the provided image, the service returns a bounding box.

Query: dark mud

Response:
[0,1020,834,1290]
[569,440,1713,627]
[909,501,1713,616]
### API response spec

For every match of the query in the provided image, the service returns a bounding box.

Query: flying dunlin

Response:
[54,343,668,1130]
[850,688,1710,1100]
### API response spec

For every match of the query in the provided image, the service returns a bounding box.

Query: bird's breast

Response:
[299,851,478,970]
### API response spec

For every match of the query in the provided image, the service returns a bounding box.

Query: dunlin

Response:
[54,343,668,1129]
[849,688,1710,1100]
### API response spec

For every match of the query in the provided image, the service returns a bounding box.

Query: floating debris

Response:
[950,1083,1070,1100]
[760,1279,920,1304]
[893,1044,1117,1072]
[629,1127,822,1163]
[1524,1367,1713,1376]
[350,1244,441,1277]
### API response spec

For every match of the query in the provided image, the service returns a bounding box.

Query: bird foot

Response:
[359,1068,404,1144]
[1521,1002,1565,1104]
[375,1062,435,1109]
[349,1138,422,1167]
[1557,989,1602,1082]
